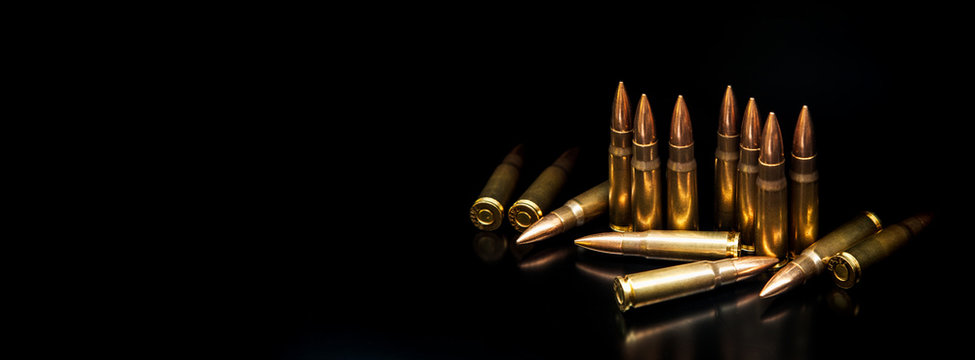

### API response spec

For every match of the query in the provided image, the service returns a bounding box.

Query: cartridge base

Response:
[471,197,504,231]
[509,199,543,232]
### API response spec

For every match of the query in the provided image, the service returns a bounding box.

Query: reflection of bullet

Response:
[790,106,819,257]
[760,212,882,298]
[632,94,664,231]
[575,230,739,261]
[508,148,579,232]
[828,214,932,289]
[614,256,778,311]
[714,86,739,230]
[609,82,634,232]
[755,112,787,265]
[737,98,762,251]
[666,95,699,230]
[472,231,508,263]
[470,145,524,231]
[516,181,609,245]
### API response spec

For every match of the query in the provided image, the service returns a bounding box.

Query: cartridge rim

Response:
[471,197,504,231]
[863,211,883,230]
[509,199,543,232]
[827,252,862,289]
[613,276,634,312]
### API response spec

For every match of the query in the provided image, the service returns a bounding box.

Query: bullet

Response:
[790,106,819,257]
[609,82,634,232]
[737,98,762,251]
[827,214,932,289]
[515,181,609,245]
[614,256,778,312]
[508,147,579,232]
[666,95,699,230]
[470,144,524,231]
[755,112,788,264]
[715,86,739,230]
[575,229,740,261]
[760,212,882,298]
[632,94,664,231]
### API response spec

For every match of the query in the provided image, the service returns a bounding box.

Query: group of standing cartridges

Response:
[470,82,931,312]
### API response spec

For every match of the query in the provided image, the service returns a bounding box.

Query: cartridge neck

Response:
[716,134,739,161]
[668,143,695,165]
[610,129,634,149]
[633,141,660,170]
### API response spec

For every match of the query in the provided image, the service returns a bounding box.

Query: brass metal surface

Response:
[827,214,931,289]
[759,212,882,298]
[632,94,663,231]
[755,113,787,264]
[609,82,633,232]
[736,98,762,249]
[715,86,739,230]
[790,106,818,257]
[614,256,778,311]
[470,145,524,230]
[508,148,578,232]
[575,230,740,261]
[516,181,609,244]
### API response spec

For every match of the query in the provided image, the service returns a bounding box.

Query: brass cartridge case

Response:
[759,212,882,297]
[614,256,778,312]
[609,83,633,232]
[715,134,739,230]
[827,214,931,289]
[737,148,759,250]
[470,145,524,231]
[509,148,579,232]
[789,155,818,257]
[667,144,699,230]
[632,141,663,231]
[575,230,739,261]
[755,160,787,262]
[610,130,633,232]
[517,181,610,244]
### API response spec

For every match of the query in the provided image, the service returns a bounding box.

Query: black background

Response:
[242,5,970,359]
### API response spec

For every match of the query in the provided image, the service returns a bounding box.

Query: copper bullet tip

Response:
[634,94,656,144]
[612,82,632,131]
[516,213,565,245]
[718,86,738,136]
[760,112,784,164]
[733,256,780,279]
[574,233,624,255]
[670,95,693,146]
[740,98,761,149]
[760,261,804,298]
[792,106,815,157]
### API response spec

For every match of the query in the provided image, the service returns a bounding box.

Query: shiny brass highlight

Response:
[614,257,778,312]
[715,86,739,230]
[508,148,579,232]
[827,214,932,289]
[609,82,633,232]
[666,95,699,230]
[755,113,787,264]
[759,212,882,298]
[737,98,761,250]
[575,230,740,261]
[790,106,818,257]
[632,94,663,231]
[470,144,524,231]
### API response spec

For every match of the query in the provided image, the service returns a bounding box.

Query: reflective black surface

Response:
[252,6,969,359]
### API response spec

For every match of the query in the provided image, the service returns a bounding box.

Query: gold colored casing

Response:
[736,147,760,251]
[470,146,523,231]
[609,129,634,232]
[756,159,787,264]
[632,141,663,231]
[620,230,739,261]
[789,154,819,257]
[714,134,739,230]
[471,197,505,231]
[666,144,699,230]
[509,199,544,232]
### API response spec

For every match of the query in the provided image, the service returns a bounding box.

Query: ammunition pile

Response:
[471,82,931,312]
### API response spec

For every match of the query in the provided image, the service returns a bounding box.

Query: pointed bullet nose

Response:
[734,256,779,278]
[516,214,564,245]
[612,82,632,131]
[719,86,738,136]
[760,112,784,164]
[793,106,815,157]
[574,232,624,255]
[670,95,693,146]
[759,262,804,298]
[741,98,762,149]
[634,94,656,144]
